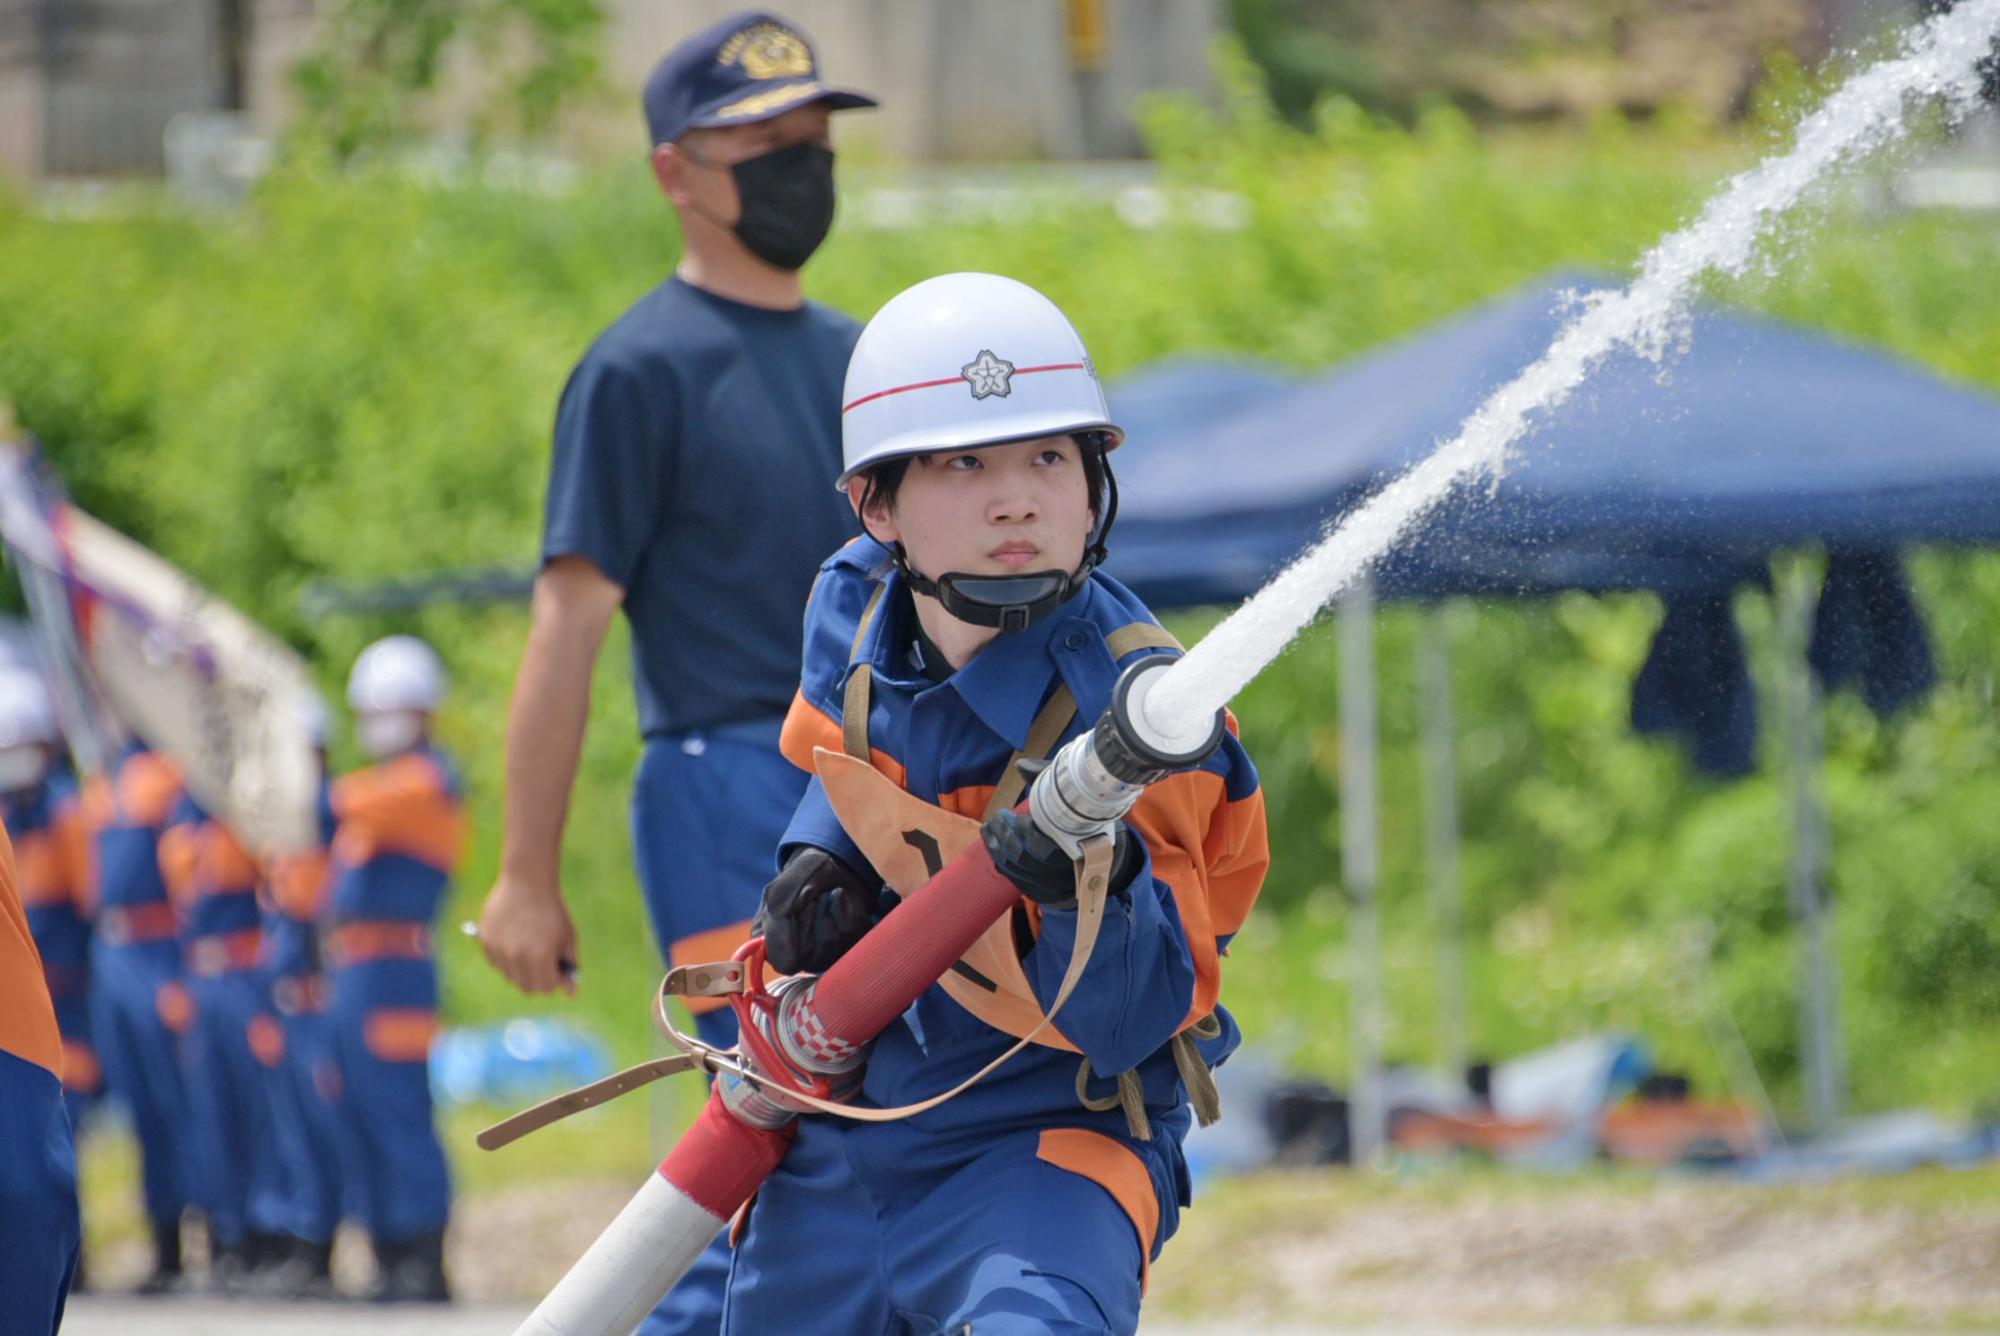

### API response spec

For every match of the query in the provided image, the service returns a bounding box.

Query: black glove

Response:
[753,846,885,975]
[979,808,1143,909]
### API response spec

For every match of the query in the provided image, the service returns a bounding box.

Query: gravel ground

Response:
[1143,1175,2000,1329]
[54,1298,1944,1336]
[70,1170,2000,1330]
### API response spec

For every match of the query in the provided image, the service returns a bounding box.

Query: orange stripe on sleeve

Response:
[1127,770,1271,1028]
[0,822,64,1075]
[935,784,999,823]
[204,824,262,894]
[272,849,332,919]
[118,754,183,827]
[333,754,466,870]
[158,823,200,907]
[54,800,93,915]
[14,830,67,908]
[778,689,906,789]
[1036,1128,1161,1291]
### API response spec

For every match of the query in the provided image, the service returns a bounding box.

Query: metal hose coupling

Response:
[1028,656,1227,858]
[716,974,866,1130]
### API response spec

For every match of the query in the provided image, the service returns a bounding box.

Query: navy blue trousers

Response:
[631,731,804,1336]
[329,956,450,1242]
[724,1120,1146,1335]
[0,1048,79,1336]
[183,969,292,1246]
[90,939,192,1228]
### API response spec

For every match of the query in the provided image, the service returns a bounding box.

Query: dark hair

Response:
[855,432,1113,524]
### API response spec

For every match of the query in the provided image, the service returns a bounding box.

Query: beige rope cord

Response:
[477,835,1115,1149]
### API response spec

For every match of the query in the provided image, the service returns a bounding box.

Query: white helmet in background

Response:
[837,272,1123,487]
[0,670,56,749]
[347,636,447,715]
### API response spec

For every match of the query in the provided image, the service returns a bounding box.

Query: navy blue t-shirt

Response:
[543,276,861,737]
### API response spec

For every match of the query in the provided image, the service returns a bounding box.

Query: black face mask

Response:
[725,140,837,271]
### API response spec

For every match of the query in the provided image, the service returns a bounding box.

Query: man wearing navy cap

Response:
[476,11,874,1333]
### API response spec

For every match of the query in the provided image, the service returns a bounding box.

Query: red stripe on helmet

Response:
[841,362,1087,414]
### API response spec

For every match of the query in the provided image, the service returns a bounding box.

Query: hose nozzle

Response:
[1027,656,1226,858]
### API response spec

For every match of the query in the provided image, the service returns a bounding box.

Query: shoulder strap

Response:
[1105,623,1184,659]
[840,584,888,762]
[983,622,1185,819]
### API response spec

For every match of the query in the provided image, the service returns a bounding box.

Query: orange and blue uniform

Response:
[159,798,292,1257]
[723,537,1269,1334]
[8,773,100,1130]
[324,742,466,1245]
[262,779,344,1249]
[0,806,83,1332]
[83,746,196,1238]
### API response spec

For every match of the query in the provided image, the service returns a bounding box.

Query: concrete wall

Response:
[36,0,227,176]
[0,4,45,181]
[603,0,1221,160]
[0,0,1219,182]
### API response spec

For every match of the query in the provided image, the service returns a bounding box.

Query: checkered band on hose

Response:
[779,998,861,1073]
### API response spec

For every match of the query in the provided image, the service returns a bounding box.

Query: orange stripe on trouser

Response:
[1035,1128,1161,1292]
[98,901,180,946]
[185,926,265,976]
[246,1014,286,1067]
[325,921,432,967]
[670,919,757,1015]
[363,1008,439,1063]
[60,1039,101,1095]
[154,980,195,1034]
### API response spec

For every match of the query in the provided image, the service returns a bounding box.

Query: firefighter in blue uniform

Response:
[83,739,196,1293]
[0,670,96,1294]
[258,694,344,1296]
[728,274,1271,1334]
[0,784,81,1334]
[474,13,876,1332]
[327,635,466,1302]
[159,795,293,1289]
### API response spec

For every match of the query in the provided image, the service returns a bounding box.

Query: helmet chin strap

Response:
[894,455,1119,636]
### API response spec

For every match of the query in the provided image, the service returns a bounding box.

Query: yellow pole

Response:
[1065,0,1108,73]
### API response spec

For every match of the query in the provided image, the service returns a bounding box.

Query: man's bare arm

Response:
[477,556,624,994]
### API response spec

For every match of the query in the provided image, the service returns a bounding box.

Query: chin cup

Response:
[905,567,1078,634]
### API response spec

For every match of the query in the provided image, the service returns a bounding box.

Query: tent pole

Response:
[1339,575,1384,1166]
[1418,606,1467,1087]
[1779,562,1846,1132]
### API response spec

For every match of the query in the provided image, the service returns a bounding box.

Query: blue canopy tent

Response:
[1103,273,2000,1149]
[1108,272,2000,602]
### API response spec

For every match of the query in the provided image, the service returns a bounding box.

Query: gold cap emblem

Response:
[719,23,814,81]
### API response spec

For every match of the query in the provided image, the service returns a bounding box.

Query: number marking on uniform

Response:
[901,828,944,878]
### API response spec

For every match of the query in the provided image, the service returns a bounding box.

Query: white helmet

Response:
[347,635,447,714]
[837,272,1123,488]
[0,670,56,749]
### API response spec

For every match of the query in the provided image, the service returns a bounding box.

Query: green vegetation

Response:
[292,0,608,159]
[5,71,2000,1132]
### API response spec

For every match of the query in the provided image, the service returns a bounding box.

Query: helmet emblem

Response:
[961,349,1016,400]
